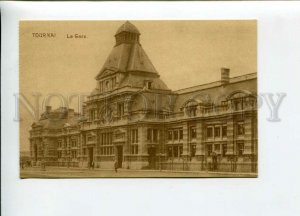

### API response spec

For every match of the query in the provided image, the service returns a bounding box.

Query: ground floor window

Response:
[71,150,77,158]
[167,145,183,159]
[222,144,227,156]
[100,146,114,156]
[131,145,138,155]
[207,144,212,156]
[237,142,244,156]
[190,144,196,157]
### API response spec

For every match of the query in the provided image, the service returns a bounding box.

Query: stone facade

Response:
[29,21,257,173]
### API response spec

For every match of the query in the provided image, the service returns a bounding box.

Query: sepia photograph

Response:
[19,20,257,178]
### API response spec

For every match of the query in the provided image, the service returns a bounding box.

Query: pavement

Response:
[20,166,257,178]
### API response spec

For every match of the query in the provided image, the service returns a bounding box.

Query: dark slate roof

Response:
[173,73,257,111]
[32,107,81,130]
[115,21,140,36]
[96,43,158,79]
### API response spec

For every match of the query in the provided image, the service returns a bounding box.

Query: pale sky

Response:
[20,20,257,151]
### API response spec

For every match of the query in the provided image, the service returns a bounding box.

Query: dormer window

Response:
[145,80,152,89]
[105,80,110,90]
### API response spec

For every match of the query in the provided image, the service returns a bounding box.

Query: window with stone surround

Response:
[99,132,114,156]
[173,130,178,140]
[71,139,77,147]
[190,144,196,157]
[237,121,245,135]
[222,125,227,137]
[214,126,221,138]
[167,145,183,159]
[168,130,173,140]
[117,102,125,117]
[179,129,183,140]
[131,145,138,155]
[207,144,212,156]
[147,129,158,143]
[237,142,244,156]
[207,127,213,138]
[167,128,183,142]
[131,129,138,144]
[190,126,197,139]
[222,144,227,156]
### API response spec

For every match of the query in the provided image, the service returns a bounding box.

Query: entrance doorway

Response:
[88,147,94,168]
[116,146,123,168]
[148,147,156,169]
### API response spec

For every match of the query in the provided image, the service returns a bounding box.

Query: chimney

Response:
[221,67,230,85]
[46,106,52,113]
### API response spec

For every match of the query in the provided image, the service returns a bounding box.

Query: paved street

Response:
[20,167,257,178]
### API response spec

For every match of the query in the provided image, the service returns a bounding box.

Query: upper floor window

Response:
[173,130,178,140]
[117,103,125,117]
[147,129,158,142]
[237,142,244,156]
[145,80,152,89]
[90,109,96,121]
[179,129,183,140]
[207,127,213,138]
[71,140,77,147]
[190,126,197,139]
[222,144,227,156]
[168,130,173,140]
[131,129,138,144]
[214,126,221,138]
[237,122,245,135]
[222,125,227,137]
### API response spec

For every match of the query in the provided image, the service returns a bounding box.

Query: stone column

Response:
[139,125,148,156]
[196,120,205,156]
[244,115,253,155]
[226,116,235,155]
[182,123,189,159]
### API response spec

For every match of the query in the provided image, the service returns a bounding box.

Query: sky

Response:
[20,20,257,151]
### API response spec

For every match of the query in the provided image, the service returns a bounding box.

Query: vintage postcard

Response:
[19,20,257,178]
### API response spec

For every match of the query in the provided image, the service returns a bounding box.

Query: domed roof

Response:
[115,21,140,35]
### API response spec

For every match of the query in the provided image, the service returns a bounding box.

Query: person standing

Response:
[114,160,118,173]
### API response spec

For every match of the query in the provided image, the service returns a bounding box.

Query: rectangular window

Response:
[173,146,179,157]
[222,126,227,137]
[173,130,178,140]
[214,126,221,137]
[214,144,220,151]
[168,130,173,140]
[237,122,245,135]
[132,129,138,143]
[167,146,173,158]
[147,129,152,141]
[190,127,197,139]
[237,142,244,156]
[207,144,212,156]
[207,127,213,138]
[222,144,227,156]
[190,144,196,157]
[117,103,124,116]
[179,129,183,140]
[131,145,138,155]
[153,129,158,142]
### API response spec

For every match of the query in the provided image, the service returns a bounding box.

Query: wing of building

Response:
[29,21,257,173]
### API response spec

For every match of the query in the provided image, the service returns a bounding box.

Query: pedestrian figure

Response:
[114,160,118,173]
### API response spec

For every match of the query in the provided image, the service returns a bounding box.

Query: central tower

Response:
[93,21,170,94]
[115,21,141,45]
